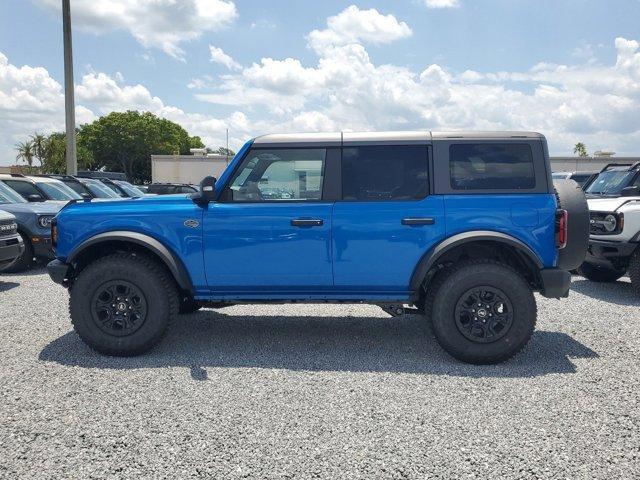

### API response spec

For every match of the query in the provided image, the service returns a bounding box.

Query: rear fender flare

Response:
[410,230,544,291]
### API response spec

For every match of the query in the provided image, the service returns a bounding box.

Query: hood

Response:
[0,201,63,215]
[587,196,640,213]
[0,210,16,221]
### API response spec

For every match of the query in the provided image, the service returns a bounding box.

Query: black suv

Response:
[147,183,198,195]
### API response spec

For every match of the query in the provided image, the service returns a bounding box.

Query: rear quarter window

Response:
[450,144,535,190]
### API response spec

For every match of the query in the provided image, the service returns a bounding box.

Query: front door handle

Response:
[401,217,435,226]
[291,218,324,227]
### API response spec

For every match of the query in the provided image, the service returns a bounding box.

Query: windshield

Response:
[82,179,120,198]
[585,170,636,196]
[35,181,83,200]
[115,181,144,197]
[0,182,27,204]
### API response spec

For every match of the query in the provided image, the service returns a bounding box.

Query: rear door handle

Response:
[291,218,324,227]
[401,217,435,226]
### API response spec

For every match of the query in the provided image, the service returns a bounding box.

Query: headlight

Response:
[603,214,617,232]
[37,215,54,228]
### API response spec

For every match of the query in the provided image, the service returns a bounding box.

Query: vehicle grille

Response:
[0,221,18,237]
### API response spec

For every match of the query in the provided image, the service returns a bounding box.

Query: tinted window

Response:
[62,180,88,195]
[228,148,326,201]
[3,180,41,199]
[450,144,535,190]
[341,145,428,201]
[147,185,169,194]
[0,182,27,204]
[35,181,82,200]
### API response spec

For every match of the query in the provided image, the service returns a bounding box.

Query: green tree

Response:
[573,142,588,157]
[78,111,204,183]
[15,140,35,168]
[30,132,48,167]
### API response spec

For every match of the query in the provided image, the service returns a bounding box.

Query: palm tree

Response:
[15,140,35,167]
[30,132,48,166]
[573,142,588,157]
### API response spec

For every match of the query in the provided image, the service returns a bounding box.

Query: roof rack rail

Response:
[8,173,26,177]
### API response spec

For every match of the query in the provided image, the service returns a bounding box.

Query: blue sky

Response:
[1,0,639,165]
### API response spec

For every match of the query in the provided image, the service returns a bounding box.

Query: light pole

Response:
[62,0,77,175]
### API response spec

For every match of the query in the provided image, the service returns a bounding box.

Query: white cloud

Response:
[0,51,251,165]
[33,0,238,60]
[421,0,461,9]
[209,46,241,70]
[307,5,412,54]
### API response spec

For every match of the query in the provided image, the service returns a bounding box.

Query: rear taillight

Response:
[556,209,568,249]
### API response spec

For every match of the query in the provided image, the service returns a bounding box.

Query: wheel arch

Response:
[410,231,544,297]
[67,231,193,293]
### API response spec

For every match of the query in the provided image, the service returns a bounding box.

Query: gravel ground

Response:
[0,268,639,479]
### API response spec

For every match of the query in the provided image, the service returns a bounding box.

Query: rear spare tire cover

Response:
[554,179,589,270]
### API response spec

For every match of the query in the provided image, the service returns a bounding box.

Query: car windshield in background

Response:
[83,179,120,198]
[114,181,145,197]
[585,170,636,196]
[0,182,27,204]
[35,181,83,200]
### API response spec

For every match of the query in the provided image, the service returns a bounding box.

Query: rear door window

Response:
[450,144,535,190]
[341,145,428,201]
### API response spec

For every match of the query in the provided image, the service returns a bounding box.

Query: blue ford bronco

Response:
[47,131,589,364]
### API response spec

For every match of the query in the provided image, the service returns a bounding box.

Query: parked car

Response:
[0,210,24,271]
[584,162,640,198]
[552,171,598,188]
[146,183,198,195]
[0,174,82,202]
[0,181,62,272]
[76,170,127,181]
[47,131,589,364]
[35,175,122,199]
[79,176,146,198]
[578,194,640,293]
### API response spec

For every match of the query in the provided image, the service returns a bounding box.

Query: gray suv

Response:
[0,182,63,272]
[0,210,24,271]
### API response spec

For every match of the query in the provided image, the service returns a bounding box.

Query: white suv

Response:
[580,194,640,293]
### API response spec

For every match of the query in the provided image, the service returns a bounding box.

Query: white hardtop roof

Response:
[253,131,545,145]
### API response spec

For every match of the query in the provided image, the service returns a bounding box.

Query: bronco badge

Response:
[184,219,200,228]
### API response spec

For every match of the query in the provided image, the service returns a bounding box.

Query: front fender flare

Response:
[67,231,193,292]
[409,230,544,291]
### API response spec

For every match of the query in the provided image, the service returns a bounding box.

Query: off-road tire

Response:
[179,296,202,314]
[1,232,34,273]
[577,262,625,283]
[426,259,536,365]
[628,247,640,295]
[69,252,178,356]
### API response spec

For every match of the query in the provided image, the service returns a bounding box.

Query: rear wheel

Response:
[426,260,536,364]
[628,248,640,295]
[69,253,178,356]
[577,262,625,283]
[0,232,34,273]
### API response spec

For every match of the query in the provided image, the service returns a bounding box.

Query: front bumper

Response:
[47,259,71,286]
[540,268,571,298]
[0,234,25,267]
[585,238,638,269]
[31,235,55,259]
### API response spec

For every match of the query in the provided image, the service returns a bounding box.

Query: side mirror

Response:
[27,194,44,202]
[196,176,217,203]
[621,186,640,197]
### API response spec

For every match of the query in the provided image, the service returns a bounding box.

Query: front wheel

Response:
[69,253,178,356]
[577,262,625,283]
[426,260,536,364]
